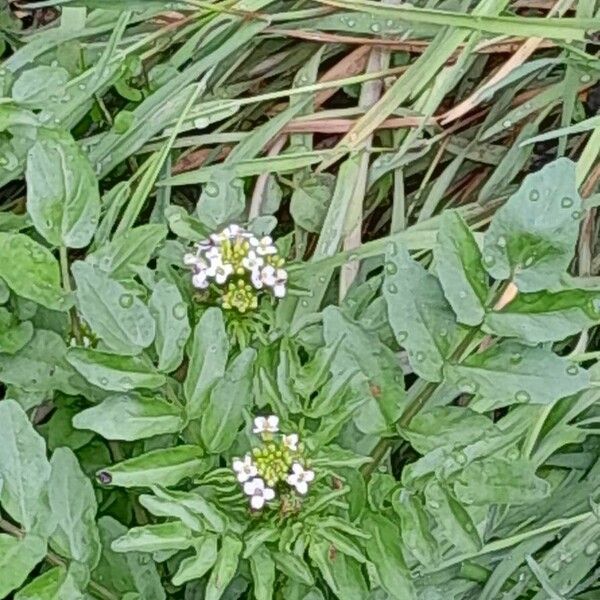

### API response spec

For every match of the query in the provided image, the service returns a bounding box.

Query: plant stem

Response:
[59,246,82,344]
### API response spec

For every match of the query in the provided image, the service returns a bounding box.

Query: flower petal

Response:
[250,495,265,510]
[296,481,308,495]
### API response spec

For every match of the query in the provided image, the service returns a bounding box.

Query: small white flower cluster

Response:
[232,415,314,510]
[183,224,288,312]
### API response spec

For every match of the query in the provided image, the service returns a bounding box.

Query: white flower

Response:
[250,267,263,290]
[183,252,199,266]
[253,415,279,434]
[192,270,209,289]
[242,250,264,273]
[206,255,233,284]
[252,235,277,256]
[232,455,258,483]
[282,433,299,451]
[262,265,288,298]
[205,246,222,261]
[287,463,314,495]
[243,477,275,510]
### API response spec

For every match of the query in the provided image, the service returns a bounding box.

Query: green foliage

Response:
[1,4,600,600]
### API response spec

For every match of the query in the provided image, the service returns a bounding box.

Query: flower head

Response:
[232,455,258,483]
[287,463,315,495]
[254,415,279,434]
[244,477,275,510]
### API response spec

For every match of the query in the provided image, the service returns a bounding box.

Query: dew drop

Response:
[572,210,582,220]
[386,262,397,275]
[566,364,579,376]
[346,19,356,27]
[387,283,398,294]
[458,378,478,394]
[100,377,109,386]
[204,182,219,197]
[502,119,512,128]
[523,255,534,267]
[483,255,495,267]
[439,328,448,337]
[510,352,522,364]
[529,189,540,201]
[78,83,87,90]
[453,450,468,465]
[515,390,531,403]
[428,499,440,509]
[581,73,592,83]
[415,351,425,362]
[497,235,507,248]
[584,542,598,555]
[172,303,187,319]
[386,19,394,27]
[459,290,467,299]
[119,293,133,308]
[396,330,408,342]
[507,448,519,460]
[301,299,309,307]
[561,196,573,208]
[371,23,381,33]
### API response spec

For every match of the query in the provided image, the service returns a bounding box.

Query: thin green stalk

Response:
[59,246,81,344]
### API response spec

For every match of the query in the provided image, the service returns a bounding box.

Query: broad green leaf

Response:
[443,341,589,411]
[290,173,335,233]
[482,158,582,292]
[0,307,33,353]
[392,490,439,567]
[72,261,155,355]
[26,128,100,248]
[112,521,195,553]
[0,535,47,598]
[14,566,84,600]
[453,458,550,504]
[435,211,488,326]
[483,288,600,343]
[0,233,66,310]
[12,66,70,108]
[73,393,185,441]
[149,279,191,373]
[0,399,51,529]
[142,486,226,533]
[67,347,166,391]
[184,307,229,418]
[196,175,245,230]
[200,347,256,453]
[86,224,167,279]
[362,512,416,600]
[401,407,498,454]
[308,539,368,600]
[384,244,463,381]
[172,535,218,586]
[424,481,481,553]
[96,445,207,488]
[94,517,165,600]
[249,545,275,600]
[272,552,314,586]
[48,448,101,569]
[323,306,406,434]
[205,534,243,600]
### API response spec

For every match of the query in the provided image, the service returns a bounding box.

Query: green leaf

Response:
[12,66,70,108]
[172,535,218,586]
[401,407,498,454]
[26,128,100,248]
[424,481,481,553]
[96,445,207,488]
[453,458,550,505]
[73,393,185,441]
[86,224,168,279]
[443,341,589,411]
[205,534,243,600]
[0,329,79,394]
[149,279,191,373]
[67,347,166,391]
[435,211,488,326]
[384,244,463,381]
[0,308,33,354]
[94,517,165,600]
[323,306,406,434]
[48,448,101,569]
[0,535,47,598]
[272,552,314,586]
[0,233,66,310]
[199,347,255,453]
[362,512,416,600]
[0,399,51,529]
[196,175,245,230]
[249,545,275,600]
[308,539,368,600]
[14,566,84,600]
[142,486,226,533]
[72,261,155,355]
[290,173,335,233]
[482,158,582,292]
[184,307,229,418]
[112,521,195,553]
[483,288,600,343]
[392,490,440,567]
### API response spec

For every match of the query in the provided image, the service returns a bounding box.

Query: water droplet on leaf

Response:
[119,293,133,308]
[515,390,530,403]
